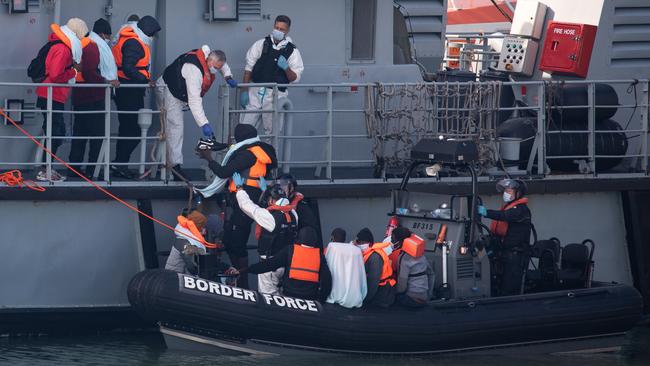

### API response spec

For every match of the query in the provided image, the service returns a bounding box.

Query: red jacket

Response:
[35,32,77,104]
[72,41,105,106]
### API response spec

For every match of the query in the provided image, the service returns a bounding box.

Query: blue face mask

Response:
[271,29,285,42]
[209,66,219,74]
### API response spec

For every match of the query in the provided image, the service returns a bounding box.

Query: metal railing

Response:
[0,78,648,188]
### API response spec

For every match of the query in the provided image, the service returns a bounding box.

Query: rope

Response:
[0,108,221,250]
[0,170,45,192]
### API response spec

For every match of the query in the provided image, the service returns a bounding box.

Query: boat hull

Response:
[128,269,644,354]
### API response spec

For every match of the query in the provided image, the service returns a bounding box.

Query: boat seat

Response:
[557,239,595,289]
[525,237,561,291]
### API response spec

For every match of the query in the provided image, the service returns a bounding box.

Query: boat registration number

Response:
[409,221,438,231]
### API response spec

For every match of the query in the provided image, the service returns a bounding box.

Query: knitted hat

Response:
[355,228,374,244]
[297,227,319,248]
[92,18,112,35]
[234,123,257,142]
[187,210,207,231]
[391,226,411,244]
[66,18,89,40]
[137,15,161,37]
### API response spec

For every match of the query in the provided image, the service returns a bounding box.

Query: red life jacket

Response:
[362,242,397,287]
[489,197,529,237]
[288,244,321,283]
[254,193,303,240]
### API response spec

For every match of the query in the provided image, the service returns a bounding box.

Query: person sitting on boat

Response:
[354,228,396,307]
[389,227,431,307]
[165,209,210,275]
[277,173,322,247]
[196,123,278,289]
[231,176,298,294]
[325,228,367,308]
[478,179,532,296]
[237,227,332,301]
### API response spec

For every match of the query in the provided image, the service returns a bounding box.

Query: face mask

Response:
[503,192,514,203]
[271,29,285,42]
[384,244,393,256]
[209,66,219,74]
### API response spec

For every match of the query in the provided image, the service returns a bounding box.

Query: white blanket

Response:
[59,25,82,84]
[174,224,207,254]
[195,136,261,198]
[325,242,367,308]
[88,31,118,81]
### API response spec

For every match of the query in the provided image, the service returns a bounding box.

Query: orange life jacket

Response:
[50,23,73,50]
[188,49,216,97]
[176,215,218,249]
[362,242,397,287]
[254,193,302,240]
[75,37,94,82]
[228,145,272,192]
[112,26,151,80]
[489,197,529,237]
[288,244,321,283]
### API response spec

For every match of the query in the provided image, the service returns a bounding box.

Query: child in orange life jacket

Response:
[165,210,209,275]
[477,179,532,296]
[354,228,396,308]
[238,227,332,301]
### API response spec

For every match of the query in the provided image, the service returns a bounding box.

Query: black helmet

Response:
[260,184,288,206]
[496,179,527,198]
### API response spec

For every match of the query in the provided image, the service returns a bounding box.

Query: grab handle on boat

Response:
[567,292,575,298]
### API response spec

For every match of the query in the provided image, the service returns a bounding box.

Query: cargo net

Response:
[364,82,503,175]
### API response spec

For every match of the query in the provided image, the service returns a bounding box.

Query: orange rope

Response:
[0,170,46,192]
[0,108,221,250]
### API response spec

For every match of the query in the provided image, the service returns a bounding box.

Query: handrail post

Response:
[587,82,596,175]
[327,85,333,181]
[46,86,53,181]
[104,85,111,182]
[222,84,230,143]
[643,80,649,174]
[537,83,546,176]
[272,85,279,153]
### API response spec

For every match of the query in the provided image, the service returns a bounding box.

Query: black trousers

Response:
[223,189,262,259]
[499,250,527,296]
[69,100,105,176]
[37,97,66,158]
[114,87,144,163]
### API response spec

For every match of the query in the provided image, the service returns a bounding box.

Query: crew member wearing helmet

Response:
[277,173,321,246]
[477,179,532,296]
[232,173,298,294]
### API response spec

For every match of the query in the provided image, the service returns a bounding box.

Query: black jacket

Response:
[247,244,332,301]
[363,252,396,307]
[119,39,148,83]
[293,197,321,246]
[486,203,532,250]
[208,141,277,179]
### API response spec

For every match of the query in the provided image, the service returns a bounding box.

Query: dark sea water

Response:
[1,326,650,366]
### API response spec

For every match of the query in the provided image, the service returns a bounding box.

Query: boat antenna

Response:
[490,0,513,22]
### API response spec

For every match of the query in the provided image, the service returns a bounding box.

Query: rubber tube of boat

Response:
[137,109,153,175]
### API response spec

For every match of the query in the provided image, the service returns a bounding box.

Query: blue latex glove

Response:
[232,172,245,188]
[240,91,249,108]
[226,78,238,88]
[477,205,487,217]
[258,176,267,191]
[277,55,289,71]
[201,124,214,137]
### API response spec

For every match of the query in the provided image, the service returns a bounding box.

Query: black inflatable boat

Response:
[128,269,642,355]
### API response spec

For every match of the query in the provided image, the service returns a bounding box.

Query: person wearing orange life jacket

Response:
[165,210,211,275]
[33,18,87,182]
[69,19,118,179]
[232,181,298,294]
[354,228,396,307]
[388,227,432,307]
[197,124,278,289]
[110,15,161,179]
[240,227,332,301]
[478,179,532,296]
[156,47,239,181]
